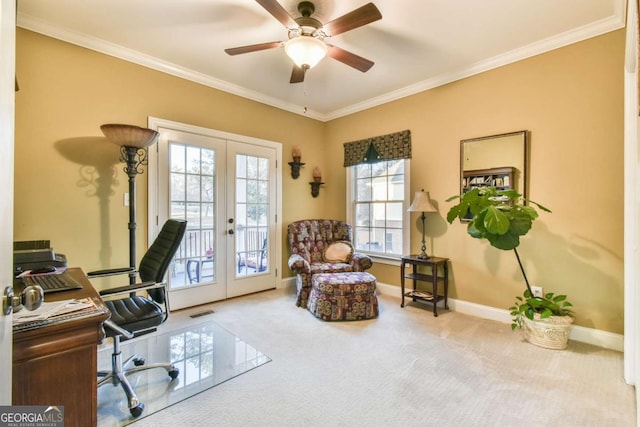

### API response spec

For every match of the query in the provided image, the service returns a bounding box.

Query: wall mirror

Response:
[460,130,528,200]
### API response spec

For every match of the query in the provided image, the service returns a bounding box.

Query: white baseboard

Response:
[280,277,623,352]
[374,281,624,352]
[279,276,296,290]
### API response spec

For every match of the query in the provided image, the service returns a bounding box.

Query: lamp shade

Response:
[284,36,328,69]
[407,190,437,213]
[101,124,159,148]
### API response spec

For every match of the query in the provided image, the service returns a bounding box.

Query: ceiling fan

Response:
[225,0,382,83]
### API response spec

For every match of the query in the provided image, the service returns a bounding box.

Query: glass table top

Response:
[97,320,271,426]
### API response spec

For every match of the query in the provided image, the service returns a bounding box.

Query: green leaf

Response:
[483,206,510,235]
[527,199,551,213]
[520,205,539,220]
[467,220,486,239]
[446,203,467,223]
[497,189,519,199]
[488,232,520,250]
[528,298,543,308]
[508,213,532,236]
[462,188,481,205]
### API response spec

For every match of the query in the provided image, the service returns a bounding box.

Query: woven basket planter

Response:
[522,314,573,350]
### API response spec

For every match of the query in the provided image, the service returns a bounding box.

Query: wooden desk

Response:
[12,268,110,427]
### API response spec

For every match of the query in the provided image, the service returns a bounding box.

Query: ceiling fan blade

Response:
[255,0,297,28]
[323,3,382,36]
[326,44,374,72]
[290,66,306,84]
[225,41,282,55]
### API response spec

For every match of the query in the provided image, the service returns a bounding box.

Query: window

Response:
[347,159,410,260]
[169,142,216,288]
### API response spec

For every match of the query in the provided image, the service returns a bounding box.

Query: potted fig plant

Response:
[446,186,574,349]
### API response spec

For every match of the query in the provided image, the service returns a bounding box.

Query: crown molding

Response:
[324,3,627,121]
[18,0,625,123]
[16,13,325,121]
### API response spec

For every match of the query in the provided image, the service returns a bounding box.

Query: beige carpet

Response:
[132,287,636,427]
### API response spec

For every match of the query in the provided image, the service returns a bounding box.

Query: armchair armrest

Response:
[99,281,163,298]
[351,252,373,271]
[288,254,311,274]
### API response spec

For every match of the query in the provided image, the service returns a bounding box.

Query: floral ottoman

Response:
[308,272,379,321]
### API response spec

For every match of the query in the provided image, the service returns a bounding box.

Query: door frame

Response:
[623,0,639,396]
[0,0,16,404]
[146,117,283,299]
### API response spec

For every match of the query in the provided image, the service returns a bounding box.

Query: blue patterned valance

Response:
[343,129,412,167]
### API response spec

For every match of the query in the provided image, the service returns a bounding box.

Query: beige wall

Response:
[14,29,326,281]
[326,29,625,333]
[15,28,625,333]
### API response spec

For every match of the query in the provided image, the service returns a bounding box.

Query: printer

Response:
[14,240,68,275]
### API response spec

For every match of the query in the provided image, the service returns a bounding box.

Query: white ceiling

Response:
[17,0,626,121]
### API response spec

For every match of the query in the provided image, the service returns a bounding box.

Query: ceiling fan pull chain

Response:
[303,78,309,114]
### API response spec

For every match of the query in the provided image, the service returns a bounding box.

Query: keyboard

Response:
[22,273,84,294]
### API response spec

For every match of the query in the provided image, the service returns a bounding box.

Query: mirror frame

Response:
[459,130,529,200]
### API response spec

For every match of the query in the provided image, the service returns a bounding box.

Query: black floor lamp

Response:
[101,124,159,284]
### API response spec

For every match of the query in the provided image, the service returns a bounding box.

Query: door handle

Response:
[2,284,44,315]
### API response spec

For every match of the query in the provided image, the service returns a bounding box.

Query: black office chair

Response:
[89,219,187,418]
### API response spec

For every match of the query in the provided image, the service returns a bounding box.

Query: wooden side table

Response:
[400,255,450,316]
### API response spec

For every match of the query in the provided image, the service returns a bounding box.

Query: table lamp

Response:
[407,189,437,259]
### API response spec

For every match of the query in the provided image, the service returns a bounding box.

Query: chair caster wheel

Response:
[133,357,145,366]
[168,368,179,380]
[130,403,144,418]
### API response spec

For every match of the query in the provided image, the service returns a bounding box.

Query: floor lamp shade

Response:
[407,190,437,259]
[100,124,159,148]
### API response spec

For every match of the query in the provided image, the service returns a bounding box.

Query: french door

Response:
[149,119,280,310]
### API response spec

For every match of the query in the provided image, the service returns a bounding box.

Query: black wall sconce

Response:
[289,146,305,179]
[310,166,324,197]
[289,160,305,179]
[309,181,324,197]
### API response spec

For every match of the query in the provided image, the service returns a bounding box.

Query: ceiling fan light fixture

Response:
[284,36,327,69]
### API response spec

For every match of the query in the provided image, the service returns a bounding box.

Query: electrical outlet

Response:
[531,286,543,298]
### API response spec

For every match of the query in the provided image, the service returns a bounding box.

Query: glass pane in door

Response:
[169,143,216,287]
[235,154,269,277]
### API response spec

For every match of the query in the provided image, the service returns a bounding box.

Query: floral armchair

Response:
[287,219,373,308]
